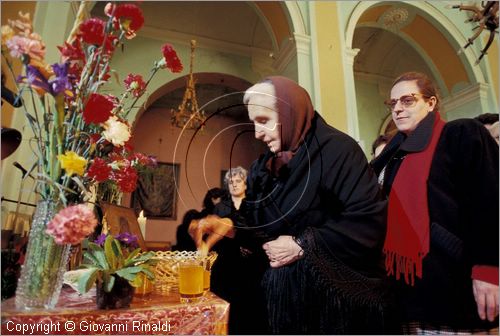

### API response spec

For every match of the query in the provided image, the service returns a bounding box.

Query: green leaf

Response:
[111,239,123,268]
[93,249,109,270]
[104,274,115,293]
[82,251,100,266]
[88,242,104,253]
[76,267,99,294]
[139,265,155,279]
[124,251,155,267]
[104,235,117,270]
[129,274,143,288]
[116,266,143,281]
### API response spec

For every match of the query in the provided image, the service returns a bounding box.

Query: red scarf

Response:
[384,112,445,285]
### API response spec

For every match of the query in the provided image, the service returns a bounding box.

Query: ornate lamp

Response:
[171,40,206,130]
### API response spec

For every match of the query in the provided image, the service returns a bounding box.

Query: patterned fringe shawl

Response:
[262,228,397,334]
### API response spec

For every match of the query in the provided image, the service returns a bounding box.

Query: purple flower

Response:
[115,232,138,248]
[49,62,71,95]
[94,233,107,246]
[18,63,72,97]
[19,65,51,93]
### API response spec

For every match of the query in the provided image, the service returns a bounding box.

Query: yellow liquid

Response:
[203,270,210,291]
[179,265,204,297]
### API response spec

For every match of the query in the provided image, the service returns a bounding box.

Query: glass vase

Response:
[15,201,71,309]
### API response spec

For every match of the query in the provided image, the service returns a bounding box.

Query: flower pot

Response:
[15,201,71,309]
[96,276,135,309]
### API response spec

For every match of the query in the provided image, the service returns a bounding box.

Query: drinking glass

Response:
[178,259,204,303]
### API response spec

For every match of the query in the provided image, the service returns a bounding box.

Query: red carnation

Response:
[105,3,144,39]
[124,74,146,97]
[87,157,111,182]
[114,165,138,193]
[83,93,115,125]
[57,40,85,62]
[79,18,106,45]
[161,44,183,73]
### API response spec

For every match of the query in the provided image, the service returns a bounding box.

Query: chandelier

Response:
[450,1,499,64]
[171,40,206,130]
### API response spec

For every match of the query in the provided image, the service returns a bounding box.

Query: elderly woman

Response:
[192,76,393,334]
[371,72,499,333]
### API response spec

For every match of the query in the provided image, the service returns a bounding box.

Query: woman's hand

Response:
[472,279,499,322]
[188,215,235,251]
[263,235,303,268]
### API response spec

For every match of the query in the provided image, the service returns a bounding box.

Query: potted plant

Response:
[72,234,157,309]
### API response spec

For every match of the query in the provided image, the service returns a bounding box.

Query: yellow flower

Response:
[58,151,87,176]
[1,25,14,45]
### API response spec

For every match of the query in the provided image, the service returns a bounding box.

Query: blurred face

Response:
[485,121,499,144]
[388,80,436,135]
[247,83,281,153]
[228,175,246,197]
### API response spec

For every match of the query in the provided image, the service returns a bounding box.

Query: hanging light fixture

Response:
[171,40,206,130]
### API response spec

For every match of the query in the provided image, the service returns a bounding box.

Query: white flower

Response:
[102,116,131,146]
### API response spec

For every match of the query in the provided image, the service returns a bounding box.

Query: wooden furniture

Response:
[145,241,171,251]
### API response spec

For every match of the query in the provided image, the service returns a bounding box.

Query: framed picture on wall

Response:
[220,169,227,188]
[100,202,147,251]
[131,162,180,220]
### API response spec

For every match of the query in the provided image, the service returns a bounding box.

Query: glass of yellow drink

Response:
[178,259,204,303]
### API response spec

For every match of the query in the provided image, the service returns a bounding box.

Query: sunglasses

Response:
[384,93,428,111]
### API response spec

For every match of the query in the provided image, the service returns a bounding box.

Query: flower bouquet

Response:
[1,2,183,309]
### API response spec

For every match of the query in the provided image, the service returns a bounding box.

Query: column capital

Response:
[344,47,360,66]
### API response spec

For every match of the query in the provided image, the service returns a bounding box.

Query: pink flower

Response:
[124,74,146,97]
[6,35,46,61]
[46,204,98,245]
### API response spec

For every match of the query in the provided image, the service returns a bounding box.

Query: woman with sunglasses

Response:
[371,72,499,333]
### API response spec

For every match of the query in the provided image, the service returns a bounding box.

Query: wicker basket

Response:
[151,250,218,295]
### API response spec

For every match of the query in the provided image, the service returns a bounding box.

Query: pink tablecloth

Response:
[1,287,229,335]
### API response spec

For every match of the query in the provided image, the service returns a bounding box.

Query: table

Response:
[1,287,229,335]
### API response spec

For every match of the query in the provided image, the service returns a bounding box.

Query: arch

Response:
[133,73,252,129]
[345,1,485,84]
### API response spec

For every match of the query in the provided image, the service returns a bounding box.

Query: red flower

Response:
[79,18,106,45]
[57,40,85,62]
[124,74,146,97]
[130,152,150,166]
[161,44,183,73]
[114,165,138,193]
[90,133,102,144]
[105,3,144,39]
[87,157,111,182]
[83,93,115,124]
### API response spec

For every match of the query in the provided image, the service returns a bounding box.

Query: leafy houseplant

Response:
[76,234,157,309]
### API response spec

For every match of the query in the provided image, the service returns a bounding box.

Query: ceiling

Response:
[353,26,437,92]
[91,2,271,121]
[91,1,273,51]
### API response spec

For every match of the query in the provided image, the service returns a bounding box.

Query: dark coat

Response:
[237,113,393,334]
[211,198,269,335]
[371,112,499,329]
